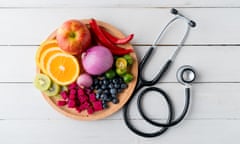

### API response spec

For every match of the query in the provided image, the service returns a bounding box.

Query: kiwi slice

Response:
[44,82,60,97]
[34,73,51,91]
[55,86,68,98]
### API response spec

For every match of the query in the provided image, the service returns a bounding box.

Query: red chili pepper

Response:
[101,28,134,44]
[89,19,133,55]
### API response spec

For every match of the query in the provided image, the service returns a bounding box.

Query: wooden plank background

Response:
[0,1,240,144]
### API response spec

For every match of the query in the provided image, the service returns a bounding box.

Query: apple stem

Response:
[69,32,76,38]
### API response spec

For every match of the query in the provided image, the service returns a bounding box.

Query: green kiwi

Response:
[34,74,51,91]
[44,82,60,97]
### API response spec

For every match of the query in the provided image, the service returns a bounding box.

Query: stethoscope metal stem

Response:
[151,14,193,62]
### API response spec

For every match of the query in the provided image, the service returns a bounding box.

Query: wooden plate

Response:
[39,19,138,120]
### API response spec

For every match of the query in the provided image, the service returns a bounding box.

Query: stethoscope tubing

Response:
[123,86,190,137]
[123,8,196,138]
[123,87,174,138]
[137,87,191,127]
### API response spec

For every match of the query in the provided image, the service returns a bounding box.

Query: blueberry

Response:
[96,88,102,93]
[119,79,123,84]
[95,85,100,89]
[117,88,123,93]
[94,79,99,85]
[114,84,120,89]
[110,88,117,94]
[112,94,117,98]
[104,89,109,94]
[112,98,119,104]
[120,83,127,89]
[101,94,107,100]
[96,93,101,99]
[113,79,118,84]
[102,100,107,104]
[103,79,109,85]
[106,96,112,102]
[103,103,108,109]
[108,83,114,88]
[101,85,107,89]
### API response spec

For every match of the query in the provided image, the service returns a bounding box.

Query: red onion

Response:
[81,46,113,75]
[77,73,93,88]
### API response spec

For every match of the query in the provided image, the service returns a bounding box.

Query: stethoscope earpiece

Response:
[171,8,178,15]
[171,8,196,28]
[189,20,196,28]
[177,65,196,86]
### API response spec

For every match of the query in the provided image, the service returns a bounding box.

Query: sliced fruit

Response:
[34,73,51,91]
[115,57,127,69]
[123,54,133,65]
[105,69,116,79]
[35,40,58,68]
[123,73,133,83]
[44,82,61,96]
[39,47,63,74]
[46,53,80,85]
[116,68,127,76]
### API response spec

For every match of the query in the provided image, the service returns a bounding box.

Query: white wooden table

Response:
[1,0,240,143]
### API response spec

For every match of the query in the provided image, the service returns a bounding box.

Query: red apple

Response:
[56,20,91,55]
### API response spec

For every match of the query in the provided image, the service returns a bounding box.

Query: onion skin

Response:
[81,46,113,75]
[77,73,93,88]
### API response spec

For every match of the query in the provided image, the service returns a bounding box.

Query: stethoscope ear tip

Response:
[189,20,196,28]
[171,8,196,28]
[171,8,178,15]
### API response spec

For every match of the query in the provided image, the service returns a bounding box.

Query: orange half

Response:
[35,40,58,68]
[46,53,80,85]
[40,47,63,74]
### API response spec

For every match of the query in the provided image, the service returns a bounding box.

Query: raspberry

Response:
[77,88,85,96]
[93,101,103,111]
[78,95,88,103]
[70,89,76,95]
[87,107,94,114]
[69,94,76,100]
[82,101,90,109]
[57,100,67,106]
[68,82,78,90]
[89,93,96,102]
[60,91,68,100]
[68,100,76,108]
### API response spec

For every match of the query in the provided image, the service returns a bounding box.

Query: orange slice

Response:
[35,40,58,67]
[46,53,80,85]
[40,47,63,74]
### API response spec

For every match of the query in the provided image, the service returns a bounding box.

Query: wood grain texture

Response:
[1,8,240,45]
[0,1,239,143]
[1,0,240,7]
[0,119,239,144]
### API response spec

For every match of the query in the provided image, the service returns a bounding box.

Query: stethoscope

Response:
[123,8,197,138]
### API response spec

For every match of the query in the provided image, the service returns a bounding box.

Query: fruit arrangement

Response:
[34,19,138,120]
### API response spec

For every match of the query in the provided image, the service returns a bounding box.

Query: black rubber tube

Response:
[123,87,174,138]
[138,87,191,127]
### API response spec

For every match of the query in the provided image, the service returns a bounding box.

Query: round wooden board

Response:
[39,19,138,120]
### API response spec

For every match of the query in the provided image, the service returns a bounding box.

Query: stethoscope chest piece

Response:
[177,65,196,86]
